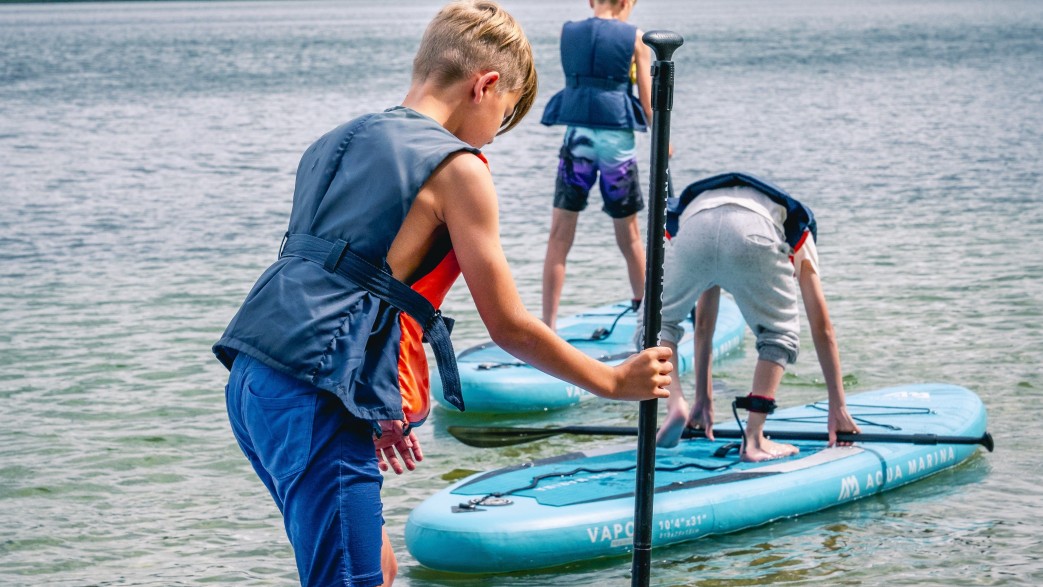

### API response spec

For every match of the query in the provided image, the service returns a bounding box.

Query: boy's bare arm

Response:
[633,30,653,123]
[435,153,672,401]
[693,287,719,405]
[798,260,861,442]
[797,261,843,402]
[634,31,671,155]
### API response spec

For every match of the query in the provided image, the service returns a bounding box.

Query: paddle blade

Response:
[446,426,563,448]
[981,432,995,452]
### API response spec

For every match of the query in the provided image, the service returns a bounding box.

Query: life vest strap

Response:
[565,74,629,92]
[280,233,465,411]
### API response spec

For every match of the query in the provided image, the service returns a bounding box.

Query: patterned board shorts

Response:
[553,126,643,218]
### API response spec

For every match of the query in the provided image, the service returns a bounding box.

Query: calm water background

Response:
[2,0,1042,585]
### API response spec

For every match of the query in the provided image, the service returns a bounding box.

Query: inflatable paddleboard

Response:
[407,384,989,573]
[433,297,746,413]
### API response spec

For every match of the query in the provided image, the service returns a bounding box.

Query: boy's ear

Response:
[472,71,501,103]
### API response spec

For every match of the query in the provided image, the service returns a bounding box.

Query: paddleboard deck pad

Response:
[407,384,988,573]
[433,297,746,413]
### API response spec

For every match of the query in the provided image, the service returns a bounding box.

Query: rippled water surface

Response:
[2,0,1041,585]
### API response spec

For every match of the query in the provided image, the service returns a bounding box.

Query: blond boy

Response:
[213,2,672,585]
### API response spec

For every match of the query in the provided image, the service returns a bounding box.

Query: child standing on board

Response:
[648,172,860,461]
[212,2,672,585]
[540,0,654,329]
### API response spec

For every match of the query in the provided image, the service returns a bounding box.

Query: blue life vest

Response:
[213,107,479,422]
[666,172,817,249]
[540,18,648,131]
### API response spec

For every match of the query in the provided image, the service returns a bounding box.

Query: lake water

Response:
[2,0,1042,585]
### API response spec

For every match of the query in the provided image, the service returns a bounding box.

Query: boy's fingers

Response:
[409,433,424,462]
[383,446,404,475]
[652,345,673,361]
[396,441,417,471]
[648,347,673,375]
[660,358,674,374]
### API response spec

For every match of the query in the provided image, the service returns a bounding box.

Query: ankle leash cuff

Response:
[733,394,777,414]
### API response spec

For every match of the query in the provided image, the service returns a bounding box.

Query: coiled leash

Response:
[566,298,641,343]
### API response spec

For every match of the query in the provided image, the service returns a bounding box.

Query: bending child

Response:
[650,172,860,461]
[540,0,653,329]
[212,2,673,585]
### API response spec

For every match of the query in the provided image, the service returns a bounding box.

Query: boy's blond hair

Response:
[413,0,537,134]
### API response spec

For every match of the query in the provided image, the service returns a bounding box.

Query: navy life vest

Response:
[666,172,818,249]
[540,18,648,131]
[213,107,479,422]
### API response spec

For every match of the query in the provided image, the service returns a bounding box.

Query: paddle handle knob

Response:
[642,30,684,62]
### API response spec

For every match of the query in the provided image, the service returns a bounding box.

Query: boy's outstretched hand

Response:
[828,405,862,447]
[611,346,673,401]
[688,399,715,442]
[374,419,424,474]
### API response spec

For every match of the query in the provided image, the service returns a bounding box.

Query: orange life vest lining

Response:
[398,249,460,424]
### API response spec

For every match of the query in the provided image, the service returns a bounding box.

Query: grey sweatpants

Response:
[659,204,800,365]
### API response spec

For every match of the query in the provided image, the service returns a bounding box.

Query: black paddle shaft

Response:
[638,31,682,353]
[445,424,995,451]
[634,29,684,587]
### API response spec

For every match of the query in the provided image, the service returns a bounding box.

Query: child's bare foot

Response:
[656,408,689,448]
[740,436,799,462]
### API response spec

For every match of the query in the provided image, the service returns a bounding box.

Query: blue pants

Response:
[225,353,385,587]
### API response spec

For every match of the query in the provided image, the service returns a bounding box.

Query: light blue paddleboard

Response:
[432,297,746,413]
[407,384,989,573]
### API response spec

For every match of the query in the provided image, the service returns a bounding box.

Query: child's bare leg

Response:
[612,214,645,303]
[656,392,689,448]
[542,208,579,329]
[380,528,397,586]
[656,341,688,448]
[740,359,798,462]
